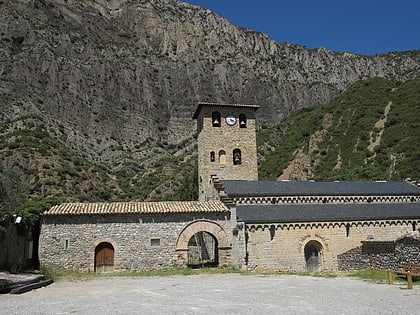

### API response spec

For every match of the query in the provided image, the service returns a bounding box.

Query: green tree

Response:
[0,166,30,215]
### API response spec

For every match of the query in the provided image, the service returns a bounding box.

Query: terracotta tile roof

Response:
[43,201,229,216]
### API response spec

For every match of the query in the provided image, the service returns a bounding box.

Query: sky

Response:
[183,0,420,56]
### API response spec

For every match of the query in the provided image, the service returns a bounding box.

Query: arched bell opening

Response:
[239,113,247,128]
[212,111,221,127]
[233,148,242,165]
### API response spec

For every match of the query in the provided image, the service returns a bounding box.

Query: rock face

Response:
[1,0,420,170]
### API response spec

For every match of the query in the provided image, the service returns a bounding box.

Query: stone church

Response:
[39,102,420,272]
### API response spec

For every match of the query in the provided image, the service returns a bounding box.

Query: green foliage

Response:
[174,159,198,201]
[0,166,30,214]
[2,77,419,212]
[18,197,62,227]
[258,77,420,181]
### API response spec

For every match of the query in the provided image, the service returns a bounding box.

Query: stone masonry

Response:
[39,211,231,272]
[242,220,416,272]
[194,103,259,201]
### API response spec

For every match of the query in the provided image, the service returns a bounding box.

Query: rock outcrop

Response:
[1,0,420,171]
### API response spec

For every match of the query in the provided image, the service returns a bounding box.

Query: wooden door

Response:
[95,242,114,272]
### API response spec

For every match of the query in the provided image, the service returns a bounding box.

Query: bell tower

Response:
[193,102,260,201]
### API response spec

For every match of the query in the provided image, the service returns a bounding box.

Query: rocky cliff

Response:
[1,0,420,200]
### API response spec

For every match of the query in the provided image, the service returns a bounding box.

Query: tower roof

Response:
[192,102,260,119]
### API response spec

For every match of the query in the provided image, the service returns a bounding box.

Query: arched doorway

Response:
[187,231,218,268]
[304,240,323,272]
[174,220,231,268]
[95,242,114,272]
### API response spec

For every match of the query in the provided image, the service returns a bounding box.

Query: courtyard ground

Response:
[1,273,419,314]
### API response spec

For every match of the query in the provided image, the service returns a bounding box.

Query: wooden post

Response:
[387,269,393,285]
[371,267,376,281]
[407,271,413,290]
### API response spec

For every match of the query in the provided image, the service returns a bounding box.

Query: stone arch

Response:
[90,238,118,272]
[174,220,231,268]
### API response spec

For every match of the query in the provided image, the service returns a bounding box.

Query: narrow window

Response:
[233,149,241,165]
[346,223,350,238]
[212,112,221,127]
[269,225,275,241]
[64,239,70,250]
[239,114,247,128]
[413,222,417,232]
[210,151,215,162]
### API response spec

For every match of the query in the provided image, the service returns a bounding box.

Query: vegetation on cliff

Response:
[258,77,420,182]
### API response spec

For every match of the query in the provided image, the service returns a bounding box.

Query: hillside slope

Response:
[1,0,420,209]
[258,77,420,182]
[1,0,420,169]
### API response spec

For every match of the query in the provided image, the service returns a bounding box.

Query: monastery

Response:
[39,103,420,272]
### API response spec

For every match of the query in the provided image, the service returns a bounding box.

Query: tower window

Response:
[212,112,221,127]
[210,151,215,162]
[233,149,242,165]
[239,114,247,128]
[219,150,226,164]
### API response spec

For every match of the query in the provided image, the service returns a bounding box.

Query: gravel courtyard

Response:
[1,274,419,314]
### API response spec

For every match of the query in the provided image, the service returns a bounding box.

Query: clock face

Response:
[226,114,237,126]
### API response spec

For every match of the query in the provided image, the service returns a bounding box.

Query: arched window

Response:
[219,150,226,164]
[233,149,241,165]
[210,151,215,162]
[269,225,275,241]
[212,112,221,127]
[239,114,247,128]
[346,223,350,238]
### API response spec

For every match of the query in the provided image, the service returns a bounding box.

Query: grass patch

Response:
[344,269,419,285]
[40,266,419,286]
[41,266,241,282]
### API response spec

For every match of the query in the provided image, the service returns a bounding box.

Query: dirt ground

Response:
[1,273,419,314]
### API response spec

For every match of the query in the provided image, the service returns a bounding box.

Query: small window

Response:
[269,225,275,241]
[233,149,241,165]
[64,239,70,250]
[212,112,221,127]
[210,151,215,162]
[346,223,350,238]
[151,238,161,247]
[239,114,247,128]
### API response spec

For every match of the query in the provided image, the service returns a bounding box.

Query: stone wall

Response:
[337,234,420,270]
[196,105,258,201]
[39,213,231,272]
[0,223,30,270]
[243,220,416,272]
